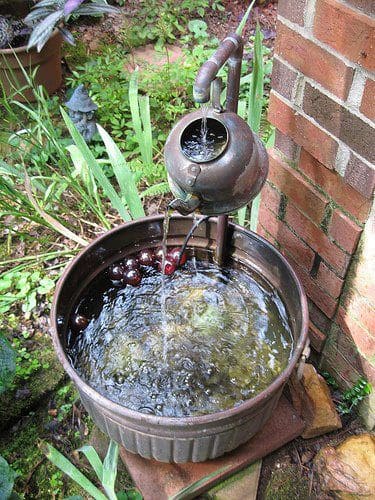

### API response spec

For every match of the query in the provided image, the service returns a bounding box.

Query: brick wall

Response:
[262,0,375,422]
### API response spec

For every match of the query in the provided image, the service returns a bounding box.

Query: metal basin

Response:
[51,215,308,463]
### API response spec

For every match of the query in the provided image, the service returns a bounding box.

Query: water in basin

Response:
[67,254,293,417]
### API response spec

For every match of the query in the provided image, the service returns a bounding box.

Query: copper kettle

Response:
[164,33,269,216]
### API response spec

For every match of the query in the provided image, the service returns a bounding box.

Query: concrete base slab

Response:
[120,396,304,500]
[206,459,262,500]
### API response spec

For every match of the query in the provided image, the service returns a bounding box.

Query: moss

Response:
[63,40,89,69]
[0,335,64,429]
[265,464,309,500]
[0,390,86,499]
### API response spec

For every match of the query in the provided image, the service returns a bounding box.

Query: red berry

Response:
[168,247,187,266]
[123,256,139,270]
[109,263,124,281]
[157,259,176,276]
[154,247,164,262]
[123,268,142,286]
[138,249,154,267]
[71,314,89,332]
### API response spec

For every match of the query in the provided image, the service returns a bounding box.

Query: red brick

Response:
[314,0,375,71]
[345,153,375,200]
[329,209,362,254]
[285,204,350,277]
[343,293,375,335]
[303,83,375,164]
[325,324,369,375]
[315,261,344,299]
[278,0,307,26]
[269,150,328,223]
[281,251,338,317]
[298,149,371,223]
[258,225,279,248]
[278,224,315,271]
[258,205,281,238]
[269,94,339,169]
[360,78,375,121]
[337,306,375,358]
[308,321,326,352]
[345,0,375,17]
[275,129,300,163]
[261,182,282,215]
[275,22,354,99]
[308,299,332,333]
[271,58,298,101]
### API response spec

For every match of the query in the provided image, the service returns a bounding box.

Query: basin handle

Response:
[297,338,311,381]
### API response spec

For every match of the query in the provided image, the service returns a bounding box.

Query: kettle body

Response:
[165,107,269,215]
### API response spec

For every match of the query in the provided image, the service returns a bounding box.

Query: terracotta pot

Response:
[51,215,309,463]
[0,29,62,101]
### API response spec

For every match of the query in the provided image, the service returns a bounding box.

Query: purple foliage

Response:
[64,0,85,16]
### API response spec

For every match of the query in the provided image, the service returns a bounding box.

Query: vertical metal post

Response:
[216,36,243,265]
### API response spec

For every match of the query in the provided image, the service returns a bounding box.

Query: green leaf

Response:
[250,193,261,232]
[61,108,132,222]
[0,455,17,500]
[77,445,103,483]
[248,23,264,134]
[102,440,119,500]
[42,443,107,500]
[97,125,145,220]
[236,0,256,35]
[238,206,247,226]
[0,335,16,395]
[126,490,142,500]
[168,465,232,500]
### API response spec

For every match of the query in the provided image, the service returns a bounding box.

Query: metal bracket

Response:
[296,339,311,381]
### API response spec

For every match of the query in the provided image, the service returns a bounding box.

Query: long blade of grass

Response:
[169,465,232,500]
[250,194,261,231]
[139,95,153,165]
[97,124,145,219]
[238,205,247,226]
[78,445,103,483]
[24,171,89,246]
[61,107,132,222]
[41,443,107,500]
[236,0,256,35]
[102,440,119,500]
[248,23,264,134]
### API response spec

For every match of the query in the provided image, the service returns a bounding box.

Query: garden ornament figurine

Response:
[65,84,98,142]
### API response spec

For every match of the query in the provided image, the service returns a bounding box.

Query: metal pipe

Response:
[193,33,243,106]
[193,33,243,265]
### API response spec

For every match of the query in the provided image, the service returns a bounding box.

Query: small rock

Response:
[314,433,375,499]
[289,364,342,439]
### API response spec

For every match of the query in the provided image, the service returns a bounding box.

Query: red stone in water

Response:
[124,269,142,286]
[168,247,187,266]
[71,314,89,332]
[109,263,124,281]
[138,249,154,267]
[123,257,140,270]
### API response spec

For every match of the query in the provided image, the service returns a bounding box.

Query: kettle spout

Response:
[169,196,201,216]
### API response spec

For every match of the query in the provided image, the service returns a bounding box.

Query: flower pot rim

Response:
[0,27,60,55]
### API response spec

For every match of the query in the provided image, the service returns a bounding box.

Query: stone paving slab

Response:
[206,460,262,500]
[120,396,305,500]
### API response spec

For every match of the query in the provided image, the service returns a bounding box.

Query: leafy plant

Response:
[42,440,142,500]
[0,267,57,315]
[337,377,372,415]
[0,455,17,500]
[25,0,119,52]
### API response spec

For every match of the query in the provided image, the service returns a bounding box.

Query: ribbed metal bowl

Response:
[51,215,308,463]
